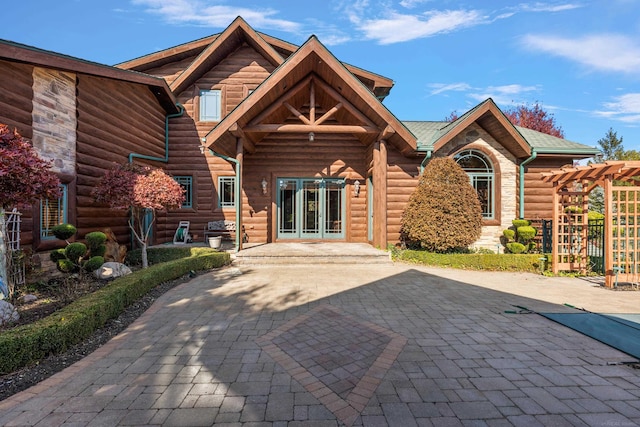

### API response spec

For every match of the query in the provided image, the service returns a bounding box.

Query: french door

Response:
[277,178,345,239]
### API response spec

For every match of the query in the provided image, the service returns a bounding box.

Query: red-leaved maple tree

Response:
[504,102,565,138]
[92,163,185,268]
[0,124,61,298]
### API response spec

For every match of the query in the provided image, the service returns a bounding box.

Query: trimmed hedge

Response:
[395,250,546,273]
[0,248,230,374]
[125,246,203,267]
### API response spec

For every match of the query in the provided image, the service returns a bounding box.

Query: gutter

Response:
[519,150,537,219]
[204,143,241,253]
[129,104,185,164]
[419,149,433,174]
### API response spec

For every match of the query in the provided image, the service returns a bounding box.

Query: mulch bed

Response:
[0,273,194,401]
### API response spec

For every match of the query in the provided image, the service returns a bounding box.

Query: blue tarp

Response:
[540,312,640,360]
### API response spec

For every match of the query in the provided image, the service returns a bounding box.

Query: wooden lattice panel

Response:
[553,191,588,273]
[611,187,640,283]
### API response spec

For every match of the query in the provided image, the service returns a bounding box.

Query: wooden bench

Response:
[203,220,247,242]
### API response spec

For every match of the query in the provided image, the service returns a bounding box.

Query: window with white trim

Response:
[174,176,193,209]
[454,150,494,219]
[218,176,235,208]
[199,89,221,121]
[41,184,68,239]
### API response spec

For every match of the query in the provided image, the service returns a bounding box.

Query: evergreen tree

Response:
[597,127,624,160]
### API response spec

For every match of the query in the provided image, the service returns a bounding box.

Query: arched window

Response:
[454,150,494,219]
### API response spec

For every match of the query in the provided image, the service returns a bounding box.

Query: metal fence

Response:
[539,218,605,274]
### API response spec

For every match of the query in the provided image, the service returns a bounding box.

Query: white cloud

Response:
[522,33,640,73]
[131,0,301,33]
[517,2,583,12]
[356,9,485,44]
[428,82,472,95]
[399,0,434,8]
[468,84,540,105]
[596,93,640,123]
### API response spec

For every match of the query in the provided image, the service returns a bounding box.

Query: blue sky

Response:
[3,1,640,151]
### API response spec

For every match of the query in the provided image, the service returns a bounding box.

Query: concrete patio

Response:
[2,258,640,426]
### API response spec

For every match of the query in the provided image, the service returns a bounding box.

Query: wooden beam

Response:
[244,124,378,133]
[229,123,256,153]
[373,140,388,248]
[247,74,314,127]
[604,175,614,288]
[236,137,244,252]
[310,79,315,124]
[284,102,311,125]
[314,103,342,126]
[552,182,559,275]
[379,125,395,141]
[313,78,378,128]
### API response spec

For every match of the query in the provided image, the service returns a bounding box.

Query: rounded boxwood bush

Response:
[516,226,537,241]
[83,256,105,272]
[65,242,87,263]
[91,245,106,258]
[50,248,67,263]
[52,223,77,241]
[512,219,530,228]
[506,242,526,254]
[503,229,516,240]
[85,231,106,251]
[57,259,75,273]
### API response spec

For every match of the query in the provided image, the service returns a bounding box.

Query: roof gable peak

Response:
[170,17,284,94]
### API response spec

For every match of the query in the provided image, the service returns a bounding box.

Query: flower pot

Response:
[208,236,222,249]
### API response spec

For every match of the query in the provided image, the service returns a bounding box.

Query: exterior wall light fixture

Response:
[354,180,361,197]
[261,178,268,195]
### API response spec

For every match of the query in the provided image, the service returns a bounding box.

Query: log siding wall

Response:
[76,74,166,243]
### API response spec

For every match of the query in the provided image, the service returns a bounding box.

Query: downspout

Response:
[419,150,433,174]
[205,144,241,253]
[127,104,184,248]
[519,150,537,219]
[128,104,185,164]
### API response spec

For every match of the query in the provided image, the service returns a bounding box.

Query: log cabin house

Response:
[1,17,599,262]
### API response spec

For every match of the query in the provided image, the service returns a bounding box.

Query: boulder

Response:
[0,300,19,326]
[19,294,38,303]
[94,262,132,280]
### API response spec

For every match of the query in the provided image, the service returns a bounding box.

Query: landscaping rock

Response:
[0,300,19,325]
[94,262,132,280]
[20,294,38,303]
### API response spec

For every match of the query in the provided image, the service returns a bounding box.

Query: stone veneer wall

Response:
[31,68,77,175]
[438,123,517,251]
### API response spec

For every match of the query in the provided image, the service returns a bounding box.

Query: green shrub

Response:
[57,259,75,273]
[51,223,76,241]
[126,246,197,266]
[85,232,107,251]
[0,248,230,374]
[506,242,526,254]
[83,256,105,272]
[90,245,106,258]
[588,211,604,220]
[503,229,515,240]
[512,219,530,228]
[64,242,87,264]
[50,249,67,263]
[395,250,544,272]
[516,226,537,241]
[401,157,482,252]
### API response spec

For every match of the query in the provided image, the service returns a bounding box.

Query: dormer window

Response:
[199,89,221,122]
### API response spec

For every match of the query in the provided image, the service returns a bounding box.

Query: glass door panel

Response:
[277,178,345,239]
[278,179,297,236]
[325,181,342,235]
[302,180,321,237]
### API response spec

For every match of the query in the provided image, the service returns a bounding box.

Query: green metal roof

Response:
[402,120,599,156]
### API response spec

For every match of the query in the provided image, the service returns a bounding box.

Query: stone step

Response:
[233,253,392,265]
[232,242,393,265]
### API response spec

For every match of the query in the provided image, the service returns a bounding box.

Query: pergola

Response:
[541,161,640,288]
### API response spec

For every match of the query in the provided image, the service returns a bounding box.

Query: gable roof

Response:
[403,99,598,158]
[0,39,179,113]
[202,35,416,157]
[116,17,394,100]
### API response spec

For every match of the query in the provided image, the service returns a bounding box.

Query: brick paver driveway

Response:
[2,263,640,426]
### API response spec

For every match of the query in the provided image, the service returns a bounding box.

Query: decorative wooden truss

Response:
[542,161,640,287]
